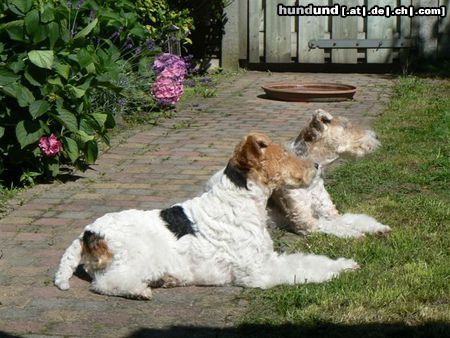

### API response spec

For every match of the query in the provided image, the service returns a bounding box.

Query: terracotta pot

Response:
[261,82,357,102]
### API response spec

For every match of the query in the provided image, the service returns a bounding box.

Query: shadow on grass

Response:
[127,322,450,338]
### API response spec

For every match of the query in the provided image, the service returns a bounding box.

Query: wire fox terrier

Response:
[55,132,359,299]
[269,109,391,238]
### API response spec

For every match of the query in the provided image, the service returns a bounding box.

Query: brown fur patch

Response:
[230,132,316,189]
[81,231,113,270]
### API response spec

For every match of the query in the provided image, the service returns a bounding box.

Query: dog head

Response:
[227,132,318,190]
[292,109,380,165]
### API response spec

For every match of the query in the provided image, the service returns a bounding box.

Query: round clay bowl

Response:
[261,82,357,102]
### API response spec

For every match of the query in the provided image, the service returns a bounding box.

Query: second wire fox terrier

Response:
[270,109,391,238]
[55,132,359,299]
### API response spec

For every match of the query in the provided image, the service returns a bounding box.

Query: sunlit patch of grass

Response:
[241,77,450,332]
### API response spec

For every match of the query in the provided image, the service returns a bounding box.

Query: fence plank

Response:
[367,0,397,63]
[412,0,439,59]
[239,0,248,60]
[265,0,292,62]
[331,0,361,63]
[399,0,412,63]
[249,0,261,62]
[297,0,328,63]
[438,0,450,58]
[221,0,240,70]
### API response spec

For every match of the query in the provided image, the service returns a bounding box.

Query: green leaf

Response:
[73,18,98,39]
[76,130,94,143]
[0,68,19,85]
[91,113,108,128]
[47,22,60,48]
[1,83,35,107]
[2,20,25,41]
[105,113,116,129]
[41,5,55,23]
[28,50,54,70]
[0,126,5,139]
[9,57,26,73]
[47,158,60,176]
[29,100,50,119]
[79,118,95,135]
[48,77,63,87]
[62,136,79,162]
[54,63,70,80]
[25,9,47,43]
[67,85,85,98]
[15,120,44,148]
[54,107,78,132]
[77,48,93,68]
[85,63,96,74]
[24,69,42,86]
[129,26,145,38]
[85,140,98,164]
[8,0,33,14]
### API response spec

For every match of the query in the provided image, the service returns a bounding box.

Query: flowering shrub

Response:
[151,53,186,106]
[0,0,157,184]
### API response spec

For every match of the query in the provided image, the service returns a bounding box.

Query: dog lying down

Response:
[55,132,358,299]
[272,109,391,238]
[206,109,391,238]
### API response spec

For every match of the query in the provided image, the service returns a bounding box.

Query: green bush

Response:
[0,0,158,184]
[135,0,194,46]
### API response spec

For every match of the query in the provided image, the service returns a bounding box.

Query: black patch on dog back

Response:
[160,205,196,239]
[224,162,248,189]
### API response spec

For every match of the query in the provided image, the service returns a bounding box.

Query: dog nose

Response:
[314,162,319,169]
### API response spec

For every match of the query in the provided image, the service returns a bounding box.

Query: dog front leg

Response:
[310,179,339,219]
[271,189,319,234]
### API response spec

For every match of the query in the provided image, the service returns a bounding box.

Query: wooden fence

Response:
[221,0,450,69]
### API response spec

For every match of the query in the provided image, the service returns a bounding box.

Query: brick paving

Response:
[0,71,394,337]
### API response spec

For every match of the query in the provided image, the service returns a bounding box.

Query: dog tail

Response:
[54,234,84,290]
[54,231,113,290]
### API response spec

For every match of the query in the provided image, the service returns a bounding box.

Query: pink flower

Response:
[153,53,186,76]
[160,62,186,80]
[151,75,184,106]
[151,53,187,106]
[39,133,62,157]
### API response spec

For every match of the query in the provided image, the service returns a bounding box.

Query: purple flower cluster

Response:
[183,54,196,76]
[151,53,187,106]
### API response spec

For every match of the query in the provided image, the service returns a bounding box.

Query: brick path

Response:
[0,71,394,337]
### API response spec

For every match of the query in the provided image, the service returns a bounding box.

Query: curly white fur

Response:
[55,164,358,299]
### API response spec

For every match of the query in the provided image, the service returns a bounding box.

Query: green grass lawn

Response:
[240,77,450,337]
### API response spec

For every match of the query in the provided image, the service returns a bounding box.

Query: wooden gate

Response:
[221,0,450,69]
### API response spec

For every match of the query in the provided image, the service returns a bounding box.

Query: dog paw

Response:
[135,288,153,300]
[55,279,70,290]
[337,258,360,271]
[376,224,392,235]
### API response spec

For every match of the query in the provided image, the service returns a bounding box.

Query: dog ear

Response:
[233,133,271,170]
[306,109,333,139]
[313,109,333,124]
[295,110,333,144]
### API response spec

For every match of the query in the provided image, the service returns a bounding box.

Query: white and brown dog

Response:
[55,132,358,299]
[270,109,391,238]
